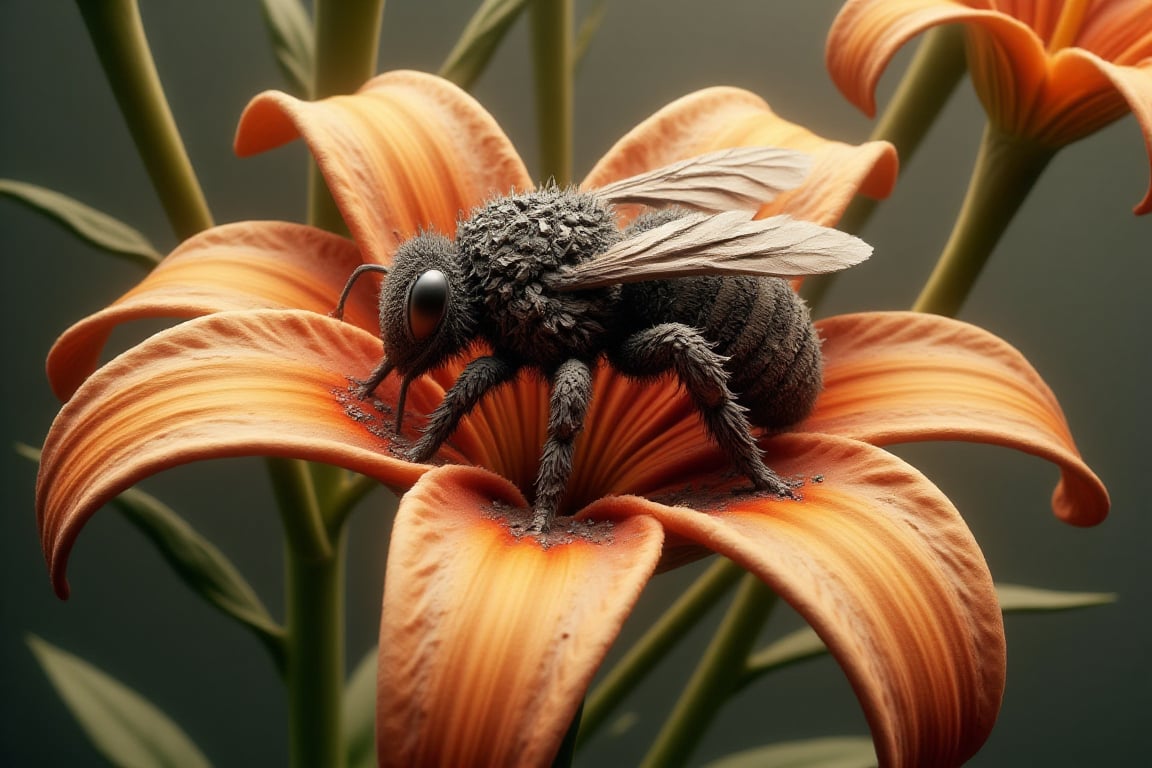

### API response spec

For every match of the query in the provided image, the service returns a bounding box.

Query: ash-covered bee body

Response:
[333,147,872,531]
[457,187,622,370]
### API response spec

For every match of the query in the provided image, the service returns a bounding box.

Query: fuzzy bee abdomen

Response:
[620,275,822,432]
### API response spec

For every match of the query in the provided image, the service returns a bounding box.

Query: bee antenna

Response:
[332,264,389,320]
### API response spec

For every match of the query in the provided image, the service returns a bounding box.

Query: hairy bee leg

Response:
[609,323,795,498]
[531,359,594,532]
[405,356,519,463]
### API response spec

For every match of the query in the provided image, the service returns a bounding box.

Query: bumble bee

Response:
[334,147,870,530]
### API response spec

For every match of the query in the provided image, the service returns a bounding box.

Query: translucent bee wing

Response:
[550,210,871,290]
[593,147,813,212]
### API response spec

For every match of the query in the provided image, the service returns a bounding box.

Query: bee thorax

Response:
[458,186,621,366]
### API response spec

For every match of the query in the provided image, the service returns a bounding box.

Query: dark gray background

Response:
[2,1,1147,765]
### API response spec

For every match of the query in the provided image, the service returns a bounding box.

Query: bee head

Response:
[380,231,476,378]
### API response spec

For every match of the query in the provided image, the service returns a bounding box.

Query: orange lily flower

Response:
[827,0,1152,212]
[36,71,1107,766]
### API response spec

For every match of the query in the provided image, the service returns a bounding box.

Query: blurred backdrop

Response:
[1,1,1148,765]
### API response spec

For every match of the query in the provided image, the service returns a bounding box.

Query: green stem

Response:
[912,124,1055,315]
[266,457,332,561]
[577,558,743,748]
[75,0,213,240]
[640,575,778,768]
[307,0,386,234]
[801,25,967,310]
[530,0,573,186]
[286,530,346,768]
[329,473,393,532]
[269,457,344,767]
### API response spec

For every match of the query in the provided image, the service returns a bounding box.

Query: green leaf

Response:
[702,737,876,768]
[0,179,161,268]
[259,0,316,98]
[573,0,608,70]
[111,488,287,669]
[737,582,1117,689]
[343,645,378,768]
[740,626,827,688]
[439,0,530,91]
[16,444,285,673]
[997,583,1116,612]
[27,635,213,768]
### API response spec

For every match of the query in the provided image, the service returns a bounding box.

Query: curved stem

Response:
[75,0,213,240]
[530,0,573,185]
[802,25,967,310]
[640,575,778,768]
[286,530,346,768]
[307,0,386,234]
[913,125,1055,315]
[577,557,743,748]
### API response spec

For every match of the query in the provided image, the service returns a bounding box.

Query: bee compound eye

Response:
[407,269,449,340]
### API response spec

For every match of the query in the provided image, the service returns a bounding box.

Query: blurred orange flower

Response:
[36,72,1107,766]
[828,0,1152,212]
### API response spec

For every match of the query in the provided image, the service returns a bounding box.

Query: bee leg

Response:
[354,355,394,399]
[531,359,594,533]
[405,355,519,463]
[609,323,795,498]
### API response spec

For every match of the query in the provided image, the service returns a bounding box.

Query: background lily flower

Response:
[33,70,1107,766]
[827,0,1152,212]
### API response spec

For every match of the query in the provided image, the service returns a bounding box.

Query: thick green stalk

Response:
[307,0,386,234]
[282,7,382,765]
[306,0,386,500]
[640,575,778,768]
[577,558,743,747]
[529,0,573,185]
[75,0,213,239]
[267,456,342,768]
[802,25,967,309]
[913,125,1055,315]
[286,531,346,768]
[266,457,331,560]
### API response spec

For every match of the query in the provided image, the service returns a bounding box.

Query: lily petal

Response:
[826,0,1044,119]
[37,309,432,598]
[377,464,663,768]
[828,1,1152,211]
[588,433,1005,768]
[803,311,1108,526]
[46,221,375,401]
[583,87,897,225]
[1050,52,1152,213]
[235,70,533,265]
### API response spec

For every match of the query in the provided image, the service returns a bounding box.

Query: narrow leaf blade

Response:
[343,645,379,768]
[739,582,1116,689]
[110,487,286,668]
[997,583,1116,612]
[702,736,876,768]
[573,0,609,69]
[0,179,161,268]
[439,0,529,90]
[18,444,285,670]
[743,626,827,683]
[27,635,213,768]
[259,0,316,98]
